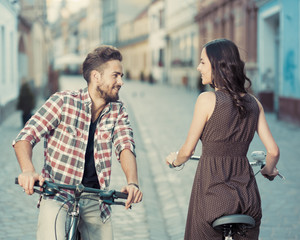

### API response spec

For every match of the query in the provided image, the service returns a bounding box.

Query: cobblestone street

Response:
[1,76,299,239]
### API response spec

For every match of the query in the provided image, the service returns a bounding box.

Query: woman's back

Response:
[201,90,259,144]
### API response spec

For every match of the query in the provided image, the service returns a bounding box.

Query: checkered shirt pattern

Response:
[13,87,136,222]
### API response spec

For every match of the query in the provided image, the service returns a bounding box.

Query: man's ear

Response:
[91,70,101,82]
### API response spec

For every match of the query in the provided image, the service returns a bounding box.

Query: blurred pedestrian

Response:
[166,38,280,240]
[16,82,36,126]
[13,45,143,240]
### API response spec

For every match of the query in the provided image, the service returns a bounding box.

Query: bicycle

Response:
[189,151,285,240]
[15,178,128,240]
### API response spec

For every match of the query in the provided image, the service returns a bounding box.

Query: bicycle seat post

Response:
[212,214,255,240]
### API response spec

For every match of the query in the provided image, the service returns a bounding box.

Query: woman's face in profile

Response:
[197,48,212,85]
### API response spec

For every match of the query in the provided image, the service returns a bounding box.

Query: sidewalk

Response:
[0,110,41,239]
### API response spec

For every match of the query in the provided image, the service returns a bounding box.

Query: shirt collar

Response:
[82,87,92,106]
[81,87,112,114]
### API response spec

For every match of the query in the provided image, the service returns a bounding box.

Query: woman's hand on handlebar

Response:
[18,171,44,195]
[166,152,178,167]
[260,166,279,181]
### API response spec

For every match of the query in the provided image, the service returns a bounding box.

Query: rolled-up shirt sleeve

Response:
[12,93,63,148]
[112,105,136,161]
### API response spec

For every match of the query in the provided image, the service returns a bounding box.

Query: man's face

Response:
[96,60,124,102]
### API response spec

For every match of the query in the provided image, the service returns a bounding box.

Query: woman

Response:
[166,39,280,240]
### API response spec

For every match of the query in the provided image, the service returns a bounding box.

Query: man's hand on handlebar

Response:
[18,171,44,195]
[121,184,143,209]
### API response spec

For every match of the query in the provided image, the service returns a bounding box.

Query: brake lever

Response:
[102,200,131,209]
[33,189,44,194]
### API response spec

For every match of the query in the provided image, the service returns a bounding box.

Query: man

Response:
[13,45,143,240]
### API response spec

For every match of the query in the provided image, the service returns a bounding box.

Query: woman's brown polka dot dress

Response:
[184,91,262,240]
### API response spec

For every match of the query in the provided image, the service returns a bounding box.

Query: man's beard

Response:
[97,86,120,103]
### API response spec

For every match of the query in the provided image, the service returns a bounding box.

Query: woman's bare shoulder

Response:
[195,91,216,117]
[248,93,263,111]
[197,91,216,104]
[199,91,215,99]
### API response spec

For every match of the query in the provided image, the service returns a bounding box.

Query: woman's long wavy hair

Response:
[204,39,252,118]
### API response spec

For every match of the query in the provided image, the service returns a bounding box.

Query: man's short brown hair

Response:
[82,45,122,82]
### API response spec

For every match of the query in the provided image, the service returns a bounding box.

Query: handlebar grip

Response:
[15,177,41,186]
[115,191,128,199]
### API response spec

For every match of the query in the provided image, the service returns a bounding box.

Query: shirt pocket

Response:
[55,123,83,146]
[98,123,114,141]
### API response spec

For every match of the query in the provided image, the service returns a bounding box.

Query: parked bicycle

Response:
[15,178,128,240]
[189,151,285,240]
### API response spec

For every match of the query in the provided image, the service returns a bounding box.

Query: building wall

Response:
[256,0,300,124]
[0,1,19,124]
[31,22,48,90]
[148,0,166,83]
[121,40,150,81]
[101,0,117,45]
[118,8,150,81]
[165,0,199,89]
[101,0,151,46]
[15,0,50,100]
[86,0,101,52]
[195,0,258,91]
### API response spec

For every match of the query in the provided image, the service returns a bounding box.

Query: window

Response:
[1,26,6,84]
[159,9,164,29]
[10,31,14,85]
[159,48,164,67]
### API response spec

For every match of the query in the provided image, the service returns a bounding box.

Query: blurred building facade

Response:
[165,0,199,88]
[118,8,150,81]
[44,0,300,125]
[101,0,152,46]
[18,0,50,94]
[148,0,166,84]
[256,0,300,125]
[0,0,19,124]
[86,0,102,52]
[100,0,152,81]
[0,0,50,125]
[195,0,258,91]
[51,1,88,75]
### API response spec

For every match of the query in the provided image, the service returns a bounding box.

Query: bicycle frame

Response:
[65,185,83,240]
[66,205,80,240]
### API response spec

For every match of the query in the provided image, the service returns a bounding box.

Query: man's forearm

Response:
[14,140,35,172]
[120,149,139,185]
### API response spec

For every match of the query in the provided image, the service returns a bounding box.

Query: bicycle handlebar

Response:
[189,151,285,180]
[15,178,128,205]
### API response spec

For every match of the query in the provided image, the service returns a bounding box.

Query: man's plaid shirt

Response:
[13,87,136,222]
